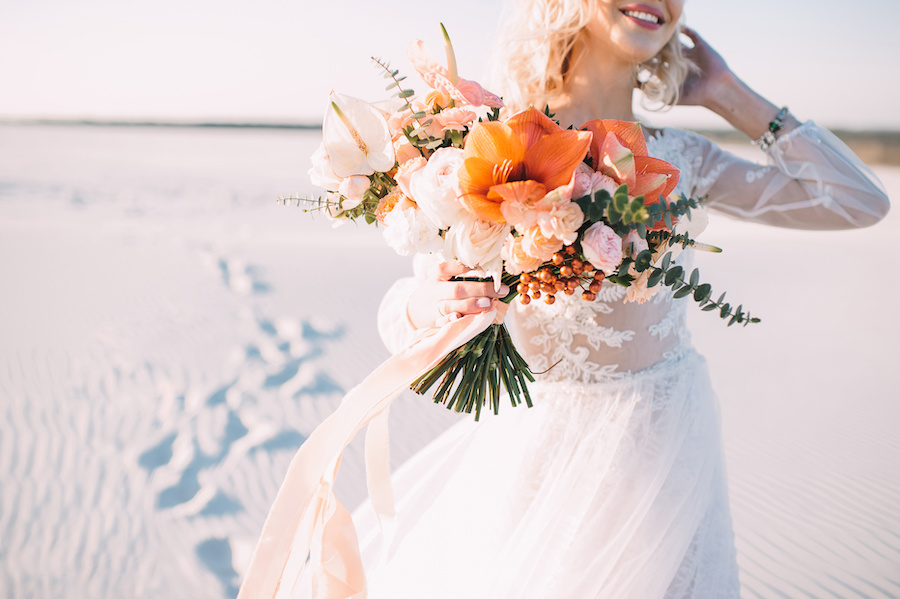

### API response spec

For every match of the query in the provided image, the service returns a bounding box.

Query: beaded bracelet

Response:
[754,106,789,151]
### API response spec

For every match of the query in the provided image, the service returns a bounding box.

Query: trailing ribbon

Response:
[237,307,503,599]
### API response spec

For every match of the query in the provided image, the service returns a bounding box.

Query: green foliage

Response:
[642,258,760,327]
[644,194,701,230]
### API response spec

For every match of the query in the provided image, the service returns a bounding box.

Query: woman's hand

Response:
[676,27,800,141]
[676,27,735,109]
[407,261,509,329]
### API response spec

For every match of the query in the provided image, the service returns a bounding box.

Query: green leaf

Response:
[689,268,699,287]
[664,266,683,286]
[647,268,664,287]
[702,302,719,311]
[720,303,731,318]
[594,188,612,204]
[660,252,672,271]
[410,110,427,119]
[398,89,415,98]
[694,283,712,302]
[673,285,693,299]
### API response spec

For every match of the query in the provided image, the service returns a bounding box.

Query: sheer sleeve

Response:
[376,254,431,354]
[689,121,890,230]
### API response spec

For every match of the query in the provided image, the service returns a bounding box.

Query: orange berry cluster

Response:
[516,245,606,305]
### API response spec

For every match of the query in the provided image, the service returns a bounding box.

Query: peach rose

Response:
[393,137,421,165]
[395,156,427,198]
[501,234,543,276]
[581,222,623,275]
[521,226,564,262]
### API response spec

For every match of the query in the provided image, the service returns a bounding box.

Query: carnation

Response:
[581,222,623,275]
[624,268,661,304]
[433,107,477,133]
[535,199,584,246]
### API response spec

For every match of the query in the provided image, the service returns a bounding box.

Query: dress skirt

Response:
[294,349,741,598]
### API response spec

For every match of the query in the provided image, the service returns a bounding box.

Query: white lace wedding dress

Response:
[298,123,889,598]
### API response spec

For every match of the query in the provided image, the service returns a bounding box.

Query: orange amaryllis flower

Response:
[583,119,680,204]
[458,108,592,224]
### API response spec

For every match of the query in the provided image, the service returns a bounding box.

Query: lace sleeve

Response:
[376,254,431,354]
[689,121,890,230]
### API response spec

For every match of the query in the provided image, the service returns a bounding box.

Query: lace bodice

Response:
[377,123,889,381]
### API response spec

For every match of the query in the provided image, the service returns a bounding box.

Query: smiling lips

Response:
[619,4,666,30]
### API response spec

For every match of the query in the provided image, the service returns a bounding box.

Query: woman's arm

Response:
[677,28,890,230]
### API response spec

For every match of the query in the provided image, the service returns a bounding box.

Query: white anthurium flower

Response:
[323,92,395,177]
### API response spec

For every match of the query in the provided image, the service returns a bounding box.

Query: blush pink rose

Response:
[581,222,623,275]
[621,230,649,258]
[572,162,619,199]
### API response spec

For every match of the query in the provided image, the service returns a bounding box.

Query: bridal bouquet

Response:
[287,25,758,419]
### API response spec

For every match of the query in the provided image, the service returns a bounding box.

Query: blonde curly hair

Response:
[491,0,694,112]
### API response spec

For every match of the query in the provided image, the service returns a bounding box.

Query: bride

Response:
[244,0,889,597]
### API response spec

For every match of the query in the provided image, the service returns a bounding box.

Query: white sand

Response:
[1,124,897,598]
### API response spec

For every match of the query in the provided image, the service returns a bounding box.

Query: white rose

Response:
[443,212,510,284]
[382,206,442,256]
[409,147,468,230]
[308,142,343,191]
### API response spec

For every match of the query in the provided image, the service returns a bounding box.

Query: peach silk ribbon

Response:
[237,305,507,599]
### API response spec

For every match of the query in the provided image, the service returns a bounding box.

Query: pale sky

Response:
[2,0,899,129]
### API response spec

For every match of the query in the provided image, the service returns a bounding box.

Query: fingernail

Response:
[500,285,510,296]
[476,298,491,308]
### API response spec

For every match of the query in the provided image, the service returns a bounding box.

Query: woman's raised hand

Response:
[677,27,800,142]
[407,261,509,329]
[676,27,734,109]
